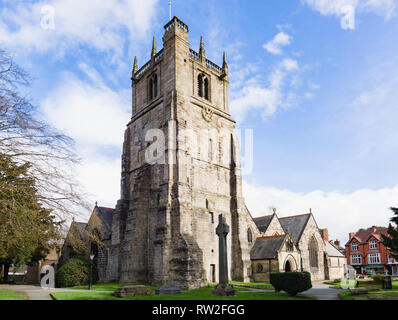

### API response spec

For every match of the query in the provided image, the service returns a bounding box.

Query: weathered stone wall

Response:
[107,17,257,289]
[297,215,326,281]
[327,256,345,280]
[262,215,285,237]
[251,259,279,282]
[85,208,113,282]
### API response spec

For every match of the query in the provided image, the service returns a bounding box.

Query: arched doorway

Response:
[285,260,291,272]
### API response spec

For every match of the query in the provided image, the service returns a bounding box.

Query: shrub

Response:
[270,272,312,296]
[371,274,384,284]
[55,258,98,288]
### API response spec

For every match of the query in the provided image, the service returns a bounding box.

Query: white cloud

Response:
[41,67,130,147]
[230,58,301,122]
[0,0,159,58]
[243,181,398,244]
[302,0,397,29]
[350,70,398,155]
[76,157,121,209]
[263,32,292,55]
[39,66,131,217]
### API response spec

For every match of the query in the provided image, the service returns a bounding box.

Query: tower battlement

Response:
[132,16,226,89]
[107,16,255,289]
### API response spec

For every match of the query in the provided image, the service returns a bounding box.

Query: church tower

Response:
[107,17,258,289]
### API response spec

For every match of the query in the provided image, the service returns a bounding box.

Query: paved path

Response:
[244,281,344,300]
[0,284,108,300]
[2,282,344,300]
[302,281,344,300]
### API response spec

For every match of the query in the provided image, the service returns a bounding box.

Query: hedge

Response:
[371,274,384,284]
[55,257,98,288]
[270,272,312,296]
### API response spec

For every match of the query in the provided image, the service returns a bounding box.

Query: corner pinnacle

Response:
[199,36,205,57]
[133,56,138,74]
[151,36,157,57]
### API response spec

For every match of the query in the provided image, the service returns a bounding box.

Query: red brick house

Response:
[345,227,398,276]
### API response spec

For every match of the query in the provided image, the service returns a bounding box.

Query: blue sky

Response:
[1,0,398,242]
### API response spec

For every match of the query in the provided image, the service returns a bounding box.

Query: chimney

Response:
[334,239,341,247]
[349,232,355,240]
[372,227,377,233]
[321,228,328,242]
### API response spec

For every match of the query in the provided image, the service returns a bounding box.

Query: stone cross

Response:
[216,214,229,286]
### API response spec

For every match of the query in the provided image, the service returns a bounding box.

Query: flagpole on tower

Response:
[169,1,172,20]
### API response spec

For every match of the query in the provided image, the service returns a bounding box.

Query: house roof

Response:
[325,241,344,257]
[250,235,286,260]
[97,207,115,228]
[345,228,388,246]
[279,214,311,244]
[253,215,273,233]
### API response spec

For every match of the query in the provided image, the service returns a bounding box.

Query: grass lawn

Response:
[69,282,159,292]
[339,280,398,300]
[339,291,356,300]
[52,285,314,301]
[0,290,27,300]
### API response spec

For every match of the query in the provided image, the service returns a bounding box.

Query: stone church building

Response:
[62,17,345,288]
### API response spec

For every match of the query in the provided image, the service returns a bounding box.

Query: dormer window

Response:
[148,72,158,101]
[198,73,209,100]
[352,242,358,251]
[369,240,377,250]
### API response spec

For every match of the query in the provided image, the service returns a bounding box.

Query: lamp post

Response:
[89,253,95,290]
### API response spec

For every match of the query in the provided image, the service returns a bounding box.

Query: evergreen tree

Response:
[382,207,398,261]
[0,153,61,282]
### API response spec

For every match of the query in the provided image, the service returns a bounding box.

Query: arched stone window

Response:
[153,73,158,98]
[286,239,294,252]
[257,263,263,273]
[198,74,203,97]
[148,73,158,101]
[198,73,209,100]
[204,77,209,100]
[308,236,319,268]
[149,78,153,100]
[247,229,253,243]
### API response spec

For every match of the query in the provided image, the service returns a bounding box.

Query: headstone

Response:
[155,287,182,295]
[383,275,392,290]
[349,288,369,295]
[212,214,235,296]
[112,285,153,298]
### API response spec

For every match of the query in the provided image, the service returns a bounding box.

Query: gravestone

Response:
[112,285,153,298]
[155,287,182,295]
[212,214,235,296]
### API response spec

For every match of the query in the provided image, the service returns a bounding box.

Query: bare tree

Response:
[0,49,91,222]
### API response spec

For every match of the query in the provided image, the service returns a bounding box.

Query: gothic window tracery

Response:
[287,240,294,252]
[308,236,319,268]
[247,229,253,243]
[198,73,209,100]
[148,72,158,101]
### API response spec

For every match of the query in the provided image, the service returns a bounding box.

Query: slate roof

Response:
[97,207,115,228]
[250,235,286,260]
[346,228,388,245]
[253,215,273,233]
[325,241,344,257]
[74,222,87,233]
[279,214,311,244]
